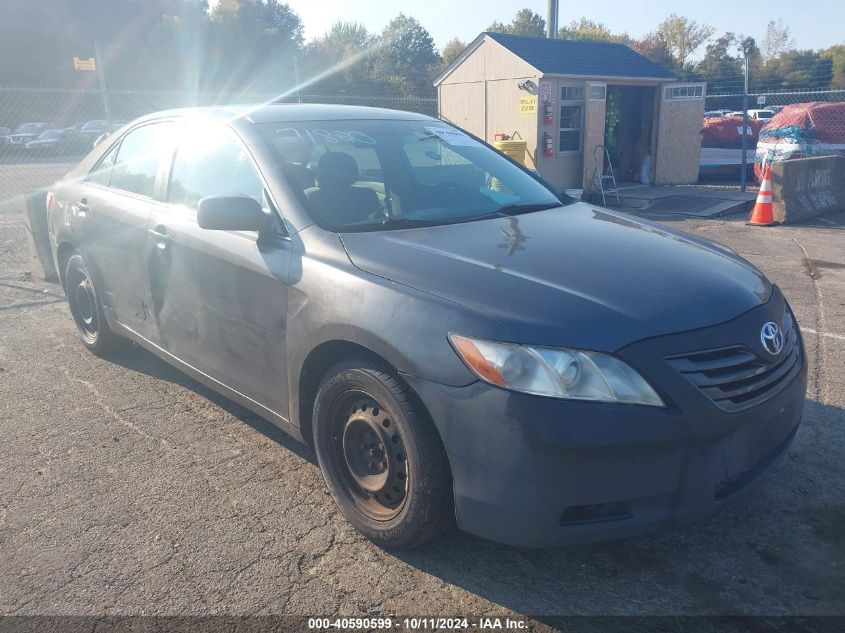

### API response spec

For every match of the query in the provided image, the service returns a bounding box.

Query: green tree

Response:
[696,33,742,93]
[306,22,375,91]
[207,0,303,93]
[0,0,154,87]
[558,18,619,42]
[372,14,440,93]
[487,9,546,37]
[760,19,795,63]
[821,45,845,89]
[761,49,833,90]
[657,13,715,70]
[629,32,675,71]
[440,38,467,68]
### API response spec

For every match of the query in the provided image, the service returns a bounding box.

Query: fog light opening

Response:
[559,501,632,526]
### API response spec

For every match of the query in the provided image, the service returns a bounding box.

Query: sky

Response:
[268,0,842,54]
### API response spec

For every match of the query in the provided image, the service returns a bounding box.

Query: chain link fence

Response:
[700,89,845,187]
[0,87,438,213]
[5,84,843,207]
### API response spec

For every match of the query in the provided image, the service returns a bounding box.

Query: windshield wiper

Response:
[468,202,561,223]
[342,217,444,232]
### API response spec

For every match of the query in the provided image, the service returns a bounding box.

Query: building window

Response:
[560,86,584,102]
[558,85,584,153]
[664,84,704,100]
[588,84,606,101]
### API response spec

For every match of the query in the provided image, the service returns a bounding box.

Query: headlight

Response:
[449,334,664,407]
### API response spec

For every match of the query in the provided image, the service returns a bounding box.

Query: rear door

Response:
[146,118,294,415]
[71,121,175,339]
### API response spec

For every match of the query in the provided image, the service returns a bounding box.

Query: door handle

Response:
[72,199,89,218]
[148,227,170,250]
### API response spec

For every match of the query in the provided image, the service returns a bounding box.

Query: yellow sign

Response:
[519,95,537,114]
[73,57,96,71]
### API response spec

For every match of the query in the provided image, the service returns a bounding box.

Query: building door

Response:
[581,83,607,191]
[654,83,706,184]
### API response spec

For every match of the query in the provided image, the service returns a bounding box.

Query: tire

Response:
[312,356,453,548]
[65,253,122,355]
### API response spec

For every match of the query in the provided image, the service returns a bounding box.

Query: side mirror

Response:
[197,195,274,232]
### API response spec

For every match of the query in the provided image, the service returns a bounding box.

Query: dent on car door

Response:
[147,119,293,416]
[71,122,174,339]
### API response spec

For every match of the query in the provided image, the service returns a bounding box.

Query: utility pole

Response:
[546,0,558,38]
[293,56,301,103]
[740,50,749,192]
[94,42,113,131]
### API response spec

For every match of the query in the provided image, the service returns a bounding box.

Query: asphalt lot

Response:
[1,172,844,623]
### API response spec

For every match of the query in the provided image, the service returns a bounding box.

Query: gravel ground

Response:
[0,186,843,626]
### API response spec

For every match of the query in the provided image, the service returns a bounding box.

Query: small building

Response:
[434,32,706,193]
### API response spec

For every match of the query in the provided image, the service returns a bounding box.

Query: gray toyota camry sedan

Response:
[47,104,806,548]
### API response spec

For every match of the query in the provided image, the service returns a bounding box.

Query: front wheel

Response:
[313,356,453,548]
[65,253,122,355]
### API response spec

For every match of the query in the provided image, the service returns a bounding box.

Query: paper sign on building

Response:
[519,95,537,114]
[539,81,552,104]
[73,57,96,71]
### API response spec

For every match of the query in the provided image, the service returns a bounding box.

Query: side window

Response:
[86,143,118,186]
[110,122,174,197]
[168,121,264,209]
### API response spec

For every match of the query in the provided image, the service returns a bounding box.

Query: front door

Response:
[146,119,294,416]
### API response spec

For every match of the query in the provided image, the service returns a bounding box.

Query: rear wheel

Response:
[65,253,121,355]
[313,356,453,548]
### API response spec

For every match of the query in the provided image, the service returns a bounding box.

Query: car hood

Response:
[340,203,771,351]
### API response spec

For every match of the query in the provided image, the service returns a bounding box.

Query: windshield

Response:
[259,120,564,232]
[38,130,62,140]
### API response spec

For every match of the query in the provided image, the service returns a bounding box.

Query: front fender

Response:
[284,226,509,429]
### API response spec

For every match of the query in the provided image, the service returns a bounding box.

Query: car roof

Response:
[133,103,437,126]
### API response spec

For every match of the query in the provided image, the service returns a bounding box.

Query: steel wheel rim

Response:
[328,390,409,521]
[68,267,99,342]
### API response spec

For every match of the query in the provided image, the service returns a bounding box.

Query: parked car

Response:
[699,115,764,180]
[4,122,55,149]
[24,128,92,155]
[748,109,775,121]
[48,105,807,548]
[755,101,845,180]
[90,120,129,148]
[78,120,116,142]
[25,129,69,152]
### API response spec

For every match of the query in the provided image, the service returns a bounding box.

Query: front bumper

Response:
[406,295,807,548]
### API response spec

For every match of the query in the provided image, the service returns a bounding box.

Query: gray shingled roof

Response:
[460,32,677,81]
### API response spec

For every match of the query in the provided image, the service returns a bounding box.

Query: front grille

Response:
[666,311,801,413]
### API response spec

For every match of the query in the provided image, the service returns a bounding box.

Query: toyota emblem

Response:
[760,322,784,356]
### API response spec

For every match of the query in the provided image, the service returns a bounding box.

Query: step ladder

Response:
[592,145,620,207]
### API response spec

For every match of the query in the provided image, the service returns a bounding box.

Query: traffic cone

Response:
[746,165,778,226]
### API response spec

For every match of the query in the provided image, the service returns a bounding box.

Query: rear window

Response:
[108,122,175,197]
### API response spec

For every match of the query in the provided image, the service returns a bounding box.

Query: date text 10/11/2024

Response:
[307,617,529,630]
